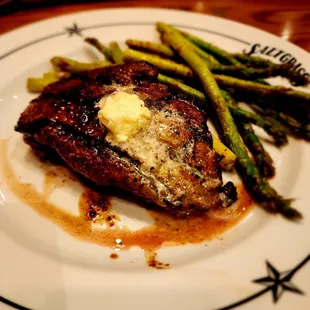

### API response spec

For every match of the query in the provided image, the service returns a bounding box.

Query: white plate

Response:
[0,8,309,310]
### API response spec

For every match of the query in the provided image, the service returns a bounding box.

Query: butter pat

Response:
[98,91,151,142]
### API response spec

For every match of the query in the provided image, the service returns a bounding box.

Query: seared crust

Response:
[15,62,237,215]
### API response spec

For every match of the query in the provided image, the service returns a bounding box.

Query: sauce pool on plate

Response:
[0,139,253,267]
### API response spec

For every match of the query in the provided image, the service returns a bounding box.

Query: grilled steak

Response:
[15,62,237,216]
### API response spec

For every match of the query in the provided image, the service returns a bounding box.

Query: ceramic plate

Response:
[0,8,309,310]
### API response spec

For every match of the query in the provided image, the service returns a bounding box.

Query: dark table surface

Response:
[1,0,310,52]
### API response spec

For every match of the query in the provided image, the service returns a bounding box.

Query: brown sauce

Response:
[110,253,119,260]
[79,189,119,227]
[144,250,170,269]
[0,140,252,265]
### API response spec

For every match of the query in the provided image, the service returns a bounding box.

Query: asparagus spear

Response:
[232,53,276,68]
[228,105,288,146]
[124,48,193,77]
[214,74,310,103]
[84,37,114,62]
[232,53,309,86]
[27,78,53,93]
[250,104,310,141]
[180,30,242,66]
[127,49,218,78]
[27,72,66,93]
[157,22,241,66]
[214,74,310,123]
[211,63,300,82]
[161,34,220,65]
[51,57,111,73]
[158,74,205,100]
[254,79,270,86]
[237,60,309,86]
[238,121,275,177]
[126,39,175,58]
[109,42,124,64]
[160,23,301,219]
[189,43,220,65]
[222,91,275,177]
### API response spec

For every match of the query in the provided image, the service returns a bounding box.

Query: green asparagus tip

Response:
[84,37,96,44]
[262,197,302,220]
[277,199,303,220]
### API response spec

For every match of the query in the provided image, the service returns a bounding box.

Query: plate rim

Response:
[0,7,309,60]
[0,7,309,310]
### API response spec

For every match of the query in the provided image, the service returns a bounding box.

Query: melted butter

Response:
[98,91,151,142]
[105,109,208,206]
[108,109,186,173]
[0,140,252,260]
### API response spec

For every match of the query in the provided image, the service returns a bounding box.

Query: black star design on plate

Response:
[216,254,310,310]
[253,260,304,302]
[64,23,83,37]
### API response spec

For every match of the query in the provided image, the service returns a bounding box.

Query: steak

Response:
[15,62,237,216]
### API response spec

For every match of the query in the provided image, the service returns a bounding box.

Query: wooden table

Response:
[1,0,310,52]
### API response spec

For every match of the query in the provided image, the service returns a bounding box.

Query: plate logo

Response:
[244,44,310,79]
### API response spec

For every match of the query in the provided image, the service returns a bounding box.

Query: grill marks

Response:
[15,62,237,216]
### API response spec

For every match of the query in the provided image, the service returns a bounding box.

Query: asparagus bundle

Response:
[179,30,309,86]
[124,45,305,84]
[157,21,302,219]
